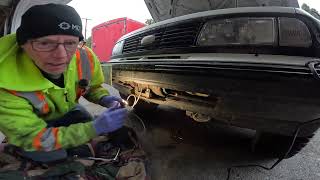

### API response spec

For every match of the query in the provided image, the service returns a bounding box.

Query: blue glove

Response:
[93,106,128,135]
[99,96,124,108]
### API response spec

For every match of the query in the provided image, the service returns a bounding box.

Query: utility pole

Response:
[82,18,92,40]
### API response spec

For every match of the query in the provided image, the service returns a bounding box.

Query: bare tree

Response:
[85,36,92,48]
[302,3,320,20]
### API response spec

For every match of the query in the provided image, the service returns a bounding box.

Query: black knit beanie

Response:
[16,3,84,45]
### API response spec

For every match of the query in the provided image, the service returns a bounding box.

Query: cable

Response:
[126,90,147,133]
[226,117,320,180]
[131,112,147,134]
[126,90,142,108]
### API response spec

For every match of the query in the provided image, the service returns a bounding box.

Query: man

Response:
[0,3,127,156]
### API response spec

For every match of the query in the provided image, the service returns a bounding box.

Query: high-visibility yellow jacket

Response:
[0,34,109,151]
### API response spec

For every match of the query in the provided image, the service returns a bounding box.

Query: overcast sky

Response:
[298,0,320,9]
[68,0,320,39]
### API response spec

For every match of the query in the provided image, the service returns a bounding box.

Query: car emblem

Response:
[141,35,156,46]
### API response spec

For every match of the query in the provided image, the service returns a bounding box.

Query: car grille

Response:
[123,21,202,53]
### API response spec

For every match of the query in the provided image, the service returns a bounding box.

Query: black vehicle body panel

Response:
[109,7,320,136]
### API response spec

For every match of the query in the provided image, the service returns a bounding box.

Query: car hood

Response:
[145,0,300,22]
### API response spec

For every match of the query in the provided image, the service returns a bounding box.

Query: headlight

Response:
[278,17,312,47]
[112,40,124,56]
[197,17,276,46]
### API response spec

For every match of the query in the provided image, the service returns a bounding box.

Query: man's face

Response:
[21,35,80,75]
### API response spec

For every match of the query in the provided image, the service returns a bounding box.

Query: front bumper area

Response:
[109,59,320,136]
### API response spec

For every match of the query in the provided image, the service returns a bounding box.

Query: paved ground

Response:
[1,84,318,179]
[133,107,320,180]
[81,89,320,180]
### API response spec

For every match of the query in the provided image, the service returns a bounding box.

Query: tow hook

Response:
[306,60,320,80]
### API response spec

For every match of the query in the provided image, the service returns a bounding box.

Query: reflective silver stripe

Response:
[14,91,47,115]
[40,128,57,151]
[78,48,92,81]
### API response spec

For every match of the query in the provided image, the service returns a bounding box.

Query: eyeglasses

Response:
[30,40,84,52]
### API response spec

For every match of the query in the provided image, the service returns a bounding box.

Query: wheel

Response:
[253,132,314,159]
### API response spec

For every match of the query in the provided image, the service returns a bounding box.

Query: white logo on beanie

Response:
[72,24,81,31]
[58,22,70,30]
[58,22,81,31]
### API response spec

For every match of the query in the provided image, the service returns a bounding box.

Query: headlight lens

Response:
[279,17,312,47]
[197,18,276,46]
[112,40,124,56]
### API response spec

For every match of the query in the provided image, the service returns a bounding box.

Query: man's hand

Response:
[93,106,128,135]
[99,96,125,108]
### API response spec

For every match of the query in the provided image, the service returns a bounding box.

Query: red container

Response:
[92,17,145,62]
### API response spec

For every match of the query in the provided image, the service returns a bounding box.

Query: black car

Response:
[108,5,320,158]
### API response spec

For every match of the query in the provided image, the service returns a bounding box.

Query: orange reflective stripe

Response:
[35,91,45,101]
[43,103,50,114]
[52,128,61,149]
[32,128,47,150]
[84,47,94,77]
[7,90,17,96]
[35,91,49,114]
[7,90,49,115]
[76,49,82,80]
[33,128,61,151]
